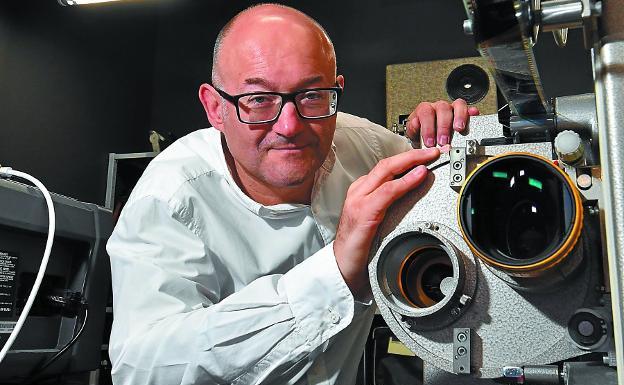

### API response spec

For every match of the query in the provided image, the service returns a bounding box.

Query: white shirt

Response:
[107,112,412,385]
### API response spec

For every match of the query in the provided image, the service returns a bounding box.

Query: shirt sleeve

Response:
[107,195,356,385]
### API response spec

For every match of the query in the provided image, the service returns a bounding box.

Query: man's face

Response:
[203,14,341,201]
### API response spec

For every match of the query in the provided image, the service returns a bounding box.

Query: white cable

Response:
[0,167,56,364]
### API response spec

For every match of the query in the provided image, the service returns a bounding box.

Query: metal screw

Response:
[451,307,461,317]
[424,222,432,229]
[503,366,524,378]
[457,346,467,356]
[452,161,463,170]
[576,173,592,190]
[457,332,467,342]
[453,174,463,183]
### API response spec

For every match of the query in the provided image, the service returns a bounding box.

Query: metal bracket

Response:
[450,147,467,189]
[453,328,471,374]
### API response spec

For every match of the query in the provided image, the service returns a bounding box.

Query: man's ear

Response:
[199,83,225,131]
[336,74,345,90]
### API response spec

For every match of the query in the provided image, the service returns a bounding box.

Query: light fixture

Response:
[58,0,124,5]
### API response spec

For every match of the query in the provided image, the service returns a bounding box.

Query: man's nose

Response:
[272,102,305,137]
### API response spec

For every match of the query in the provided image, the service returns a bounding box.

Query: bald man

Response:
[107,4,476,385]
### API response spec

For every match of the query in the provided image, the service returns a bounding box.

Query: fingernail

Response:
[439,135,449,145]
[454,120,465,130]
[411,165,427,177]
[425,138,435,147]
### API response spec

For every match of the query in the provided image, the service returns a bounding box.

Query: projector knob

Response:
[554,130,584,164]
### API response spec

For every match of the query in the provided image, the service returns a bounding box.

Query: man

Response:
[107,4,477,385]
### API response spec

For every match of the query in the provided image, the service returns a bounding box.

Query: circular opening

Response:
[568,310,607,349]
[399,246,454,308]
[377,232,458,311]
[446,64,490,104]
[458,153,582,272]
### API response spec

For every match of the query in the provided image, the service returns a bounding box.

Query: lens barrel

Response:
[458,153,583,277]
[373,224,476,330]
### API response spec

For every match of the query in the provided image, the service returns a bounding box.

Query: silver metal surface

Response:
[554,93,599,163]
[369,114,600,379]
[372,221,477,330]
[463,19,474,35]
[553,28,570,47]
[563,361,618,385]
[594,39,624,384]
[554,94,597,135]
[449,146,466,188]
[105,153,118,210]
[503,366,524,379]
[453,328,471,374]
[540,0,583,31]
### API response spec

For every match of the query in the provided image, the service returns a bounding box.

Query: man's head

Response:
[199,4,344,204]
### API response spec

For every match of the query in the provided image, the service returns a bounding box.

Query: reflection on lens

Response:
[458,153,582,275]
[399,246,454,308]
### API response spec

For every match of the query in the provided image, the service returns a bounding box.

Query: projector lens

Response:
[399,245,454,308]
[458,153,583,274]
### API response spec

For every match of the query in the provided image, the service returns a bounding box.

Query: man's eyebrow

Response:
[244,77,277,89]
[242,75,327,90]
[298,76,325,88]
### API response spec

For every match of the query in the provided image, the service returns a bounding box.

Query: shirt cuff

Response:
[281,242,355,347]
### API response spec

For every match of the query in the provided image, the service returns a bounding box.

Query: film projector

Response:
[370,0,624,384]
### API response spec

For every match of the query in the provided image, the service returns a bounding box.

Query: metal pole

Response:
[594,1,624,383]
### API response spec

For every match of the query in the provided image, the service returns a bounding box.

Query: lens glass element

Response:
[400,246,453,308]
[459,154,577,266]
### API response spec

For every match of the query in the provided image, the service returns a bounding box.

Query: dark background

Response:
[0,0,593,205]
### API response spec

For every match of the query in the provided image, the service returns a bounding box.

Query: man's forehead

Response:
[217,10,335,90]
[225,11,326,52]
[230,6,322,35]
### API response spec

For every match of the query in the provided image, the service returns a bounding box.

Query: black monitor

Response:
[0,179,112,383]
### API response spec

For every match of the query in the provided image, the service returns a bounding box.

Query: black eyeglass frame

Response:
[214,86,343,124]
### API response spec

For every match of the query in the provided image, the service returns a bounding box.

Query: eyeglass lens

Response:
[237,89,338,123]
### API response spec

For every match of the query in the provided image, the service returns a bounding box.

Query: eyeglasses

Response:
[215,86,342,124]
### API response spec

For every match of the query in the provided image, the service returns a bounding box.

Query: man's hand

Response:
[333,147,440,298]
[406,98,480,147]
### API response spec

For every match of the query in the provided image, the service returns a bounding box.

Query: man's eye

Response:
[302,91,323,101]
[249,95,269,104]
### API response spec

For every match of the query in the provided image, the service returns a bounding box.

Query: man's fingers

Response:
[417,103,436,148]
[468,106,480,116]
[406,113,420,142]
[452,99,469,133]
[354,147,439,195]
[434,101,453,145]
[367,165,429,213]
